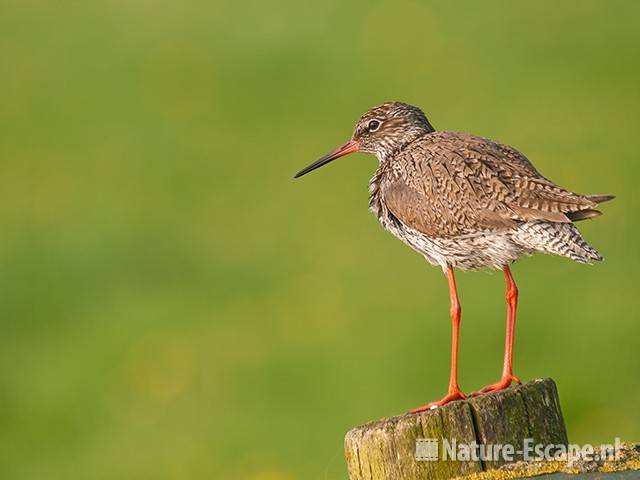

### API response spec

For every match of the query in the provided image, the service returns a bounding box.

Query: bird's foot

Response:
[409,387,466,413]
[470,374,521,397]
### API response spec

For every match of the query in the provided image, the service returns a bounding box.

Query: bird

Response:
[293,101,613,413]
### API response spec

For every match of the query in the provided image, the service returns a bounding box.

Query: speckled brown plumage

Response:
[298,101,613,271]
[368,125,613,269]
[294,101,613,410]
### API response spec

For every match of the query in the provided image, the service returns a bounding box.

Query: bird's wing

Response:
[380,132,601,238]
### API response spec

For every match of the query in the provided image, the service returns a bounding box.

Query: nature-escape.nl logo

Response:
[415,437,623,462]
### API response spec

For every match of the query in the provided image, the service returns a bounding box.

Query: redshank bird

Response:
[294,102,613,412]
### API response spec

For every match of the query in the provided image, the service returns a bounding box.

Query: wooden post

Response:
[344,378,568,480]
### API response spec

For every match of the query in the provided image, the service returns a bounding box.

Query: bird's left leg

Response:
[410,266,466,412]
[471,265,521,396]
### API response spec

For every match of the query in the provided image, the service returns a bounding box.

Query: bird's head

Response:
[294,101,434,178]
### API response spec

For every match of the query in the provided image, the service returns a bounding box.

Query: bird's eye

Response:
[367,119,381,132]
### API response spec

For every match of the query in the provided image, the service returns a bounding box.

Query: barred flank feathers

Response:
[513,221,603,263]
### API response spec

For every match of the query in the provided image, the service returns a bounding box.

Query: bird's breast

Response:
[368,170,408,239]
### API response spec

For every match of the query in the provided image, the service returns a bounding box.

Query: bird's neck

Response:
[375,127,434,163]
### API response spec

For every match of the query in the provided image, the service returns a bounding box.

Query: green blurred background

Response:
[1,1,638,478]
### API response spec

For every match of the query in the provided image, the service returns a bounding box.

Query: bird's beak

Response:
[294,140,359,178]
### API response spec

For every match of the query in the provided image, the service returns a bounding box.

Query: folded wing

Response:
[381,132,613,238]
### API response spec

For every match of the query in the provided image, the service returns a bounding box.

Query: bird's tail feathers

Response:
[587,194,615,204]
[567,194,614,222]
[566,209,602,221]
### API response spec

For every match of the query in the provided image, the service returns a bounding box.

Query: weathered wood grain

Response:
[344,378,568,480]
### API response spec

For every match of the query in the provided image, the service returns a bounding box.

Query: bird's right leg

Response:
[471,265,521,396]
[410,266,466,413]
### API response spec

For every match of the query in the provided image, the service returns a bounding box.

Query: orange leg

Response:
[471,265,521,397]
[410,267,466,413]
